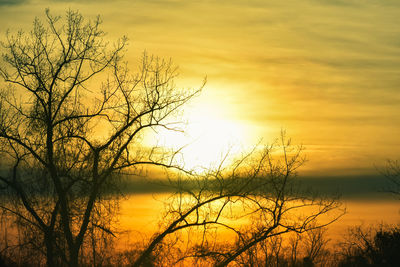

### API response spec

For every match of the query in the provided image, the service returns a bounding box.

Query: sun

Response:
[150,103,247,171]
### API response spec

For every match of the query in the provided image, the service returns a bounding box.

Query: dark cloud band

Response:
[0,0,28,6]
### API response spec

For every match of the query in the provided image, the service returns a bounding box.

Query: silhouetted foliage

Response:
[337,225,400,267]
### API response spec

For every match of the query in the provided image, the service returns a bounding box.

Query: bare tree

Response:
[382,159,400,198]
[336,224,400,267]
[133,132,343,266]
[301,227,331,266]
[0,9,201,267]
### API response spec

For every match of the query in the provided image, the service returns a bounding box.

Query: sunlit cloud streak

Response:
[0,0,399,174]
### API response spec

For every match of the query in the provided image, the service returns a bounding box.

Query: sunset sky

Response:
[1,0,399,175]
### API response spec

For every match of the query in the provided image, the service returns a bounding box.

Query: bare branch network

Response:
[0,9,201,267]
[0,9,343,267]
[132,132,344,266]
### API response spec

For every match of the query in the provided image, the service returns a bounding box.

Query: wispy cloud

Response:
[0,0,399,173]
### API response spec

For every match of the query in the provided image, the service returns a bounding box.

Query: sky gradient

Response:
[1,0,399,175]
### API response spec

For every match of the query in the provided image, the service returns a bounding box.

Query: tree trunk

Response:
[44,233,55,267]
[68,246,80,267]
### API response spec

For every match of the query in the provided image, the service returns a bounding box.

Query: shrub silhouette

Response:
[338,225,400,267]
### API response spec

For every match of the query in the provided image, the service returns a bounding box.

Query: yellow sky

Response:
[1,0,400,175]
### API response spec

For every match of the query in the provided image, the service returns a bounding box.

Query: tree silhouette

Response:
[133,132,343,266]
[0,9,201,267]
[382,160,400,198]
[338,225,400,267]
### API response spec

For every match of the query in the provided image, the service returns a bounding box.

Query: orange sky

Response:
[1,0,400,175]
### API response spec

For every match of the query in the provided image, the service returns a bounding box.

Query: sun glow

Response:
[153,103,247,171]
